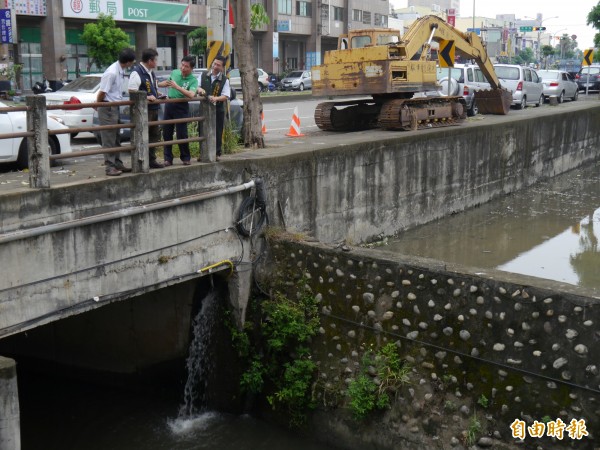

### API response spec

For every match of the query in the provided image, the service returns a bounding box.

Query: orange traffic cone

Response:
[285,106,304,137]
[261,111,267,134]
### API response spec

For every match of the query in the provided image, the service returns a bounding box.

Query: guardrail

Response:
[0,91,216,189]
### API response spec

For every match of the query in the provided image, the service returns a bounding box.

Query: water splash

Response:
[178,290,219,418]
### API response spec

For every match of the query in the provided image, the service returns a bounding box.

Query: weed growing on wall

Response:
[477,394,489,408]
[465,414,482,446]
[347,343,411,420]
[233,279,320,427]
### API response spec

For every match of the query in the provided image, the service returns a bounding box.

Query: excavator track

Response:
[378,97,467,131]
[315,97,467,132]
[315,100,381,131]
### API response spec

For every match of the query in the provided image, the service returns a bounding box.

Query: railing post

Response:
[26,95,50,188]
[130,91,149,173]
[199,99,216,163]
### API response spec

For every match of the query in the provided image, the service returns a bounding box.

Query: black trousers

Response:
[163,102,190,162]
[216,107,225,157]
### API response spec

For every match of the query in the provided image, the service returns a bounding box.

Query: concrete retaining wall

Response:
[268,239,599,449]
[0,104,599,341]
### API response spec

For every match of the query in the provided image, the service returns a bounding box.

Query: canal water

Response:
[384,161,600,294]
[17,291,335,450]
[18,372,333,450]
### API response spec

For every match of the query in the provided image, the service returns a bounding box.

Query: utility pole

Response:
[207,0,229,69]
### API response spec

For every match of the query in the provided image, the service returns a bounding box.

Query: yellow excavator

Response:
[312,15,512,131]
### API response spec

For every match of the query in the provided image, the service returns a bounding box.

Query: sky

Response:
[390,0,598,50]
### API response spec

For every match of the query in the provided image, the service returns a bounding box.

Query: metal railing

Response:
[0,91,217,189]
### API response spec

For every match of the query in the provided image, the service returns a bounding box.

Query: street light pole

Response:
[537,16,558,62]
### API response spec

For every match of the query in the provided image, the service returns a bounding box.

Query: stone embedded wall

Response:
[269,239,599,449]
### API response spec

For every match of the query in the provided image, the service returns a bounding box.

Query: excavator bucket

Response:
[473,89,513,115]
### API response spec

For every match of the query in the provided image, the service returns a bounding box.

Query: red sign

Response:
[447,8,455,27]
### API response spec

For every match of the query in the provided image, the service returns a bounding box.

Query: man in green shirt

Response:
[161,55,198,165]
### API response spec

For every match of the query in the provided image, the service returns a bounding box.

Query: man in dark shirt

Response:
[197,56,231,161]
[128,48,165,169]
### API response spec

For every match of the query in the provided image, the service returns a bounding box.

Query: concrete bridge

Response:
[0,99,599,447]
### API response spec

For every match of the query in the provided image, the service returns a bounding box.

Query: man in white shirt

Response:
[96,48,136,176]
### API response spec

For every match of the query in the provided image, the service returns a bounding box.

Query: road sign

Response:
[0,9,13,44]
[438,39,455,68]
[583,49,594,66]
[466,27,481,35]
[520,26,546,31]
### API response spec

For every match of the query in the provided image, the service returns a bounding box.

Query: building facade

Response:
[1,0,390,91]
[407,0,459,15]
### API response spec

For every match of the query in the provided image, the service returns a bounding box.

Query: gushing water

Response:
[178,291,219,418]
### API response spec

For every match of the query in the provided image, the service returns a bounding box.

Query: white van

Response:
[493,64,544,109]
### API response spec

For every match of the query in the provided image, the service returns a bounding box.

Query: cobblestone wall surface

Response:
[270,239,599,449]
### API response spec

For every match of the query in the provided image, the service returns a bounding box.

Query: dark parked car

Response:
[575,65,600,92]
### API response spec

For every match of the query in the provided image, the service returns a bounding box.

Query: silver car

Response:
[537,70,578,103]
[436,64,491,116]
[493,64,544,109]
[281,70,312,91]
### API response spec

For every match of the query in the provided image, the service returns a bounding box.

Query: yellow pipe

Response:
[197,259,234,275]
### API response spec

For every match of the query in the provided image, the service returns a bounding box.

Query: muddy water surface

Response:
[384,162,600,293]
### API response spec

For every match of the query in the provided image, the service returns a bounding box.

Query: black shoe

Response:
[106,166,122,176]
[150,160,165,169]
[115,160,132,173]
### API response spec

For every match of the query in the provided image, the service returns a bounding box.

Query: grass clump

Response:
[347,343,411,420]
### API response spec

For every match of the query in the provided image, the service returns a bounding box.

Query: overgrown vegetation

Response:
[347,343,411,420]
[157,118,241,160]
[234,280,320,427]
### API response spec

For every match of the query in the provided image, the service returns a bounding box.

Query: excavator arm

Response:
[399,15,502,89]
[397,15,512,115]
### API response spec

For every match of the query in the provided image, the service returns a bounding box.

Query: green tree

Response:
[250,3,269,29]
[188,27,208,66]
[80,13,131,70]
[513,47,535,66]
[557,34,577,59]
[587,2,600,48]
[541,44,554,69]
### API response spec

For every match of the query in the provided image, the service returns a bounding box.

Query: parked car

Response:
[575,64,600,92]
[280,70,312,91]
[436,63,491,116]
[537,70,578,103]
[227,68,269,92]
[0,100,73,169]
[41,74,120,137]
[493,64,544,109]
